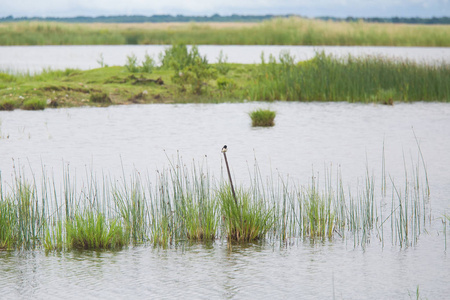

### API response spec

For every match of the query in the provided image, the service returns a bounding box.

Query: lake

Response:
[1,45,449,73]
[1,100,449,299]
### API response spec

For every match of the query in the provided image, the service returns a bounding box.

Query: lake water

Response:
[0,45,449,73]
[1,101,450,298]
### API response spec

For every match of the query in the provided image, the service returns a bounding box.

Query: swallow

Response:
[221,145,228,153]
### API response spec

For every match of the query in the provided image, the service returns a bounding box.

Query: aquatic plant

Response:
[218,185,273,242]
[65,211,127,250]
[0,142,432,250]
[249,108,276,127]
[113,175,149,244]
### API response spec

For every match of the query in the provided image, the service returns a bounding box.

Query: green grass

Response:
[1,18,449,46]
[21,98,47,110]
[249,109,276,127]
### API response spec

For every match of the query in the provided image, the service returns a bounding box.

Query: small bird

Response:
[221,145,228,153]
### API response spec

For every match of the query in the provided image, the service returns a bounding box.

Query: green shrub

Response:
[215,50,230,75]
[160,43,207,71]
[249,109,276,127]
[141,52,155,73]
[21,98,46,110]
[125,53,139,73]
[172,57,216,95]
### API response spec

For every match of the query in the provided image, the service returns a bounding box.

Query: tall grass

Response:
[0,144,433,251]
[248,51,450,102]
[1,18,449,46]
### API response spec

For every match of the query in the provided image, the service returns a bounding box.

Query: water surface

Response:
[0,102,449,299]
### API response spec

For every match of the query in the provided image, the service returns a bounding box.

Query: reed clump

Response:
[219,186,273,242]
[249,108,276,127]
[65,212,126,250]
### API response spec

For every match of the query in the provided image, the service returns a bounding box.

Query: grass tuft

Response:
[219,186,273,242]
[249,108,276,127]
[66,211,127,250]
[21,98,46,110]
[0,99,16,110]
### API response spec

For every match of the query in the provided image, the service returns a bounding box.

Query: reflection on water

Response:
[0,45,449,73]
[1,237,448,299]
[0,102,450,298]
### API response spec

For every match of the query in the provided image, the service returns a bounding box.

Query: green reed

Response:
[113,173,149,244]
[0,142,433,250]
[248,51,450,102]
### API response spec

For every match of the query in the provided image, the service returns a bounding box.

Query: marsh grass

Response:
[0,143,432,251]
[248,51,450,102]
[249,108,276,127]
[1,18,449,46]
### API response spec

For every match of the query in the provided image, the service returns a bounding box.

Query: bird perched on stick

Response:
[221,145,228,153]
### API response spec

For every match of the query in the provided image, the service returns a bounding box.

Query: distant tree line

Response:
[0,14,449,24]
[319,16,450,24]
[0,14,279,23]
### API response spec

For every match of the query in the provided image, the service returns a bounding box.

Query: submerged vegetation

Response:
[1,46,449,109]
[1,17,449,46]
[0,144,438,251]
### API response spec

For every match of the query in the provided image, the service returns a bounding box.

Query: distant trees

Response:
[0,14,449,24]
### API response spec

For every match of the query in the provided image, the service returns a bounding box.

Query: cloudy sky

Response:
[1,0,449,18]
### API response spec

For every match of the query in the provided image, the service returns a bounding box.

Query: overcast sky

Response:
[1,0,449,18]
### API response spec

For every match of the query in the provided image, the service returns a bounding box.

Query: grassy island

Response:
[1,46,449,109]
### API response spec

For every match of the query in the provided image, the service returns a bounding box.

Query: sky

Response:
[1,0,449,18]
